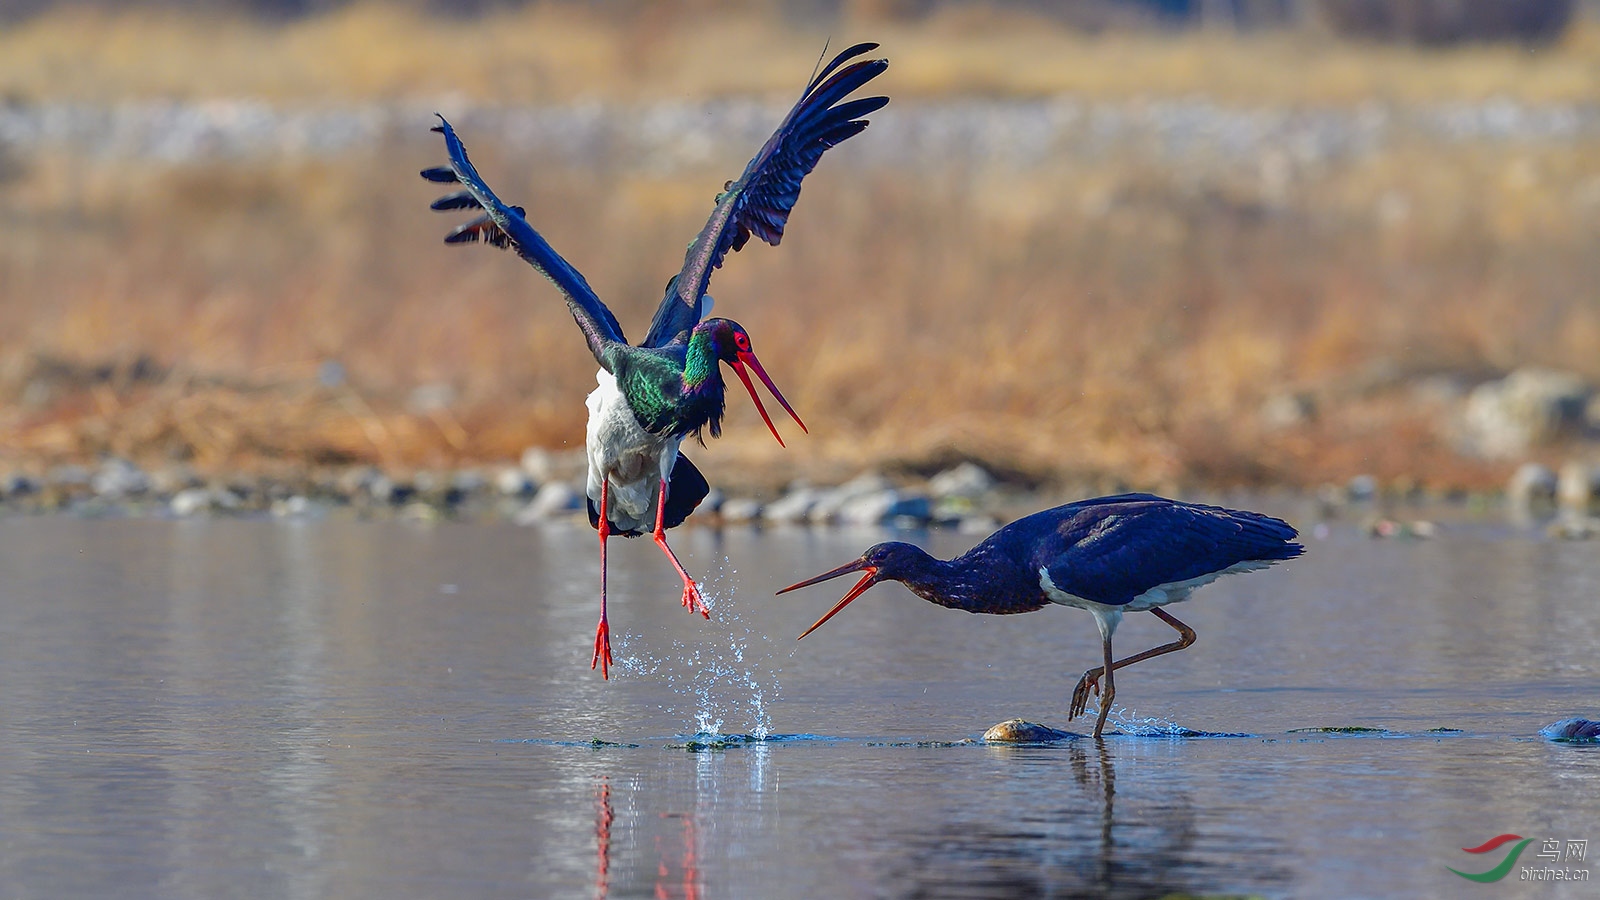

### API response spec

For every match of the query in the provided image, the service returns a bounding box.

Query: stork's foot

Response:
[592,616,614,680]
[680,580,710,619]
[1069,668,1104,720]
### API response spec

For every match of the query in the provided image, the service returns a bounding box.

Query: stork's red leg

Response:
[652,477,707,618]
[1070,608,1197,725]
[592,478,614,679]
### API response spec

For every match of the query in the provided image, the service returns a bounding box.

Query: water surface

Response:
[0,512,1595,898]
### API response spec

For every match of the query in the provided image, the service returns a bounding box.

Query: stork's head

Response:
[698,317,806,447]
[777,541,931,639]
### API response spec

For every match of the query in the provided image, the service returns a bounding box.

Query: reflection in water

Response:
[892,744,1291,898]
[1079,742,1117,889]
[592,775,705,900]
[655,813,701,900]
[0,519,1596,898]
[272,523,333,900]
[595,777,613,900]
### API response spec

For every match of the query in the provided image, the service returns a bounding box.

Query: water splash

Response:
[614,561,783,740]
[1106,706,1194,737]
[1081,704,1242,738]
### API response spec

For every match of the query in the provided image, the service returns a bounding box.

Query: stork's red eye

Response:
[735,333,751,351]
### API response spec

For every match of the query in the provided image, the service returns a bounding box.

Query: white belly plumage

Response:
[1038,560,1276,641]
[585,370,681,534]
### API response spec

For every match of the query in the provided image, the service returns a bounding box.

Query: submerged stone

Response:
[763,487,822,523]
[1461,368,1594,458]
[982,719,1077,743]
[92,458,150,499]
[1508,462,1559,507]
[1539,718,1600,742]
[1557,461,1600,510]
[928,462,995,500]
[1547,515,1600,540]
[836,489,931,526]
[493,466,535,497]
[718,497,763,523]
[514,482,582,524]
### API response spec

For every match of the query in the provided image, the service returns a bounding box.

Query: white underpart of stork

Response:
[1038,560,1277,640]
[585,369,681,534]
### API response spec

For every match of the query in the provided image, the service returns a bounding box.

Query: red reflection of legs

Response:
[652,812,702,900]
[594,777,613,900]
[681,815,700,900]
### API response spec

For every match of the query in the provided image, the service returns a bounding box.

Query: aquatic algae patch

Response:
[1286,726,1390,735]
[674,738,735,752]
[668,732,762,752]
[665,731,854,751]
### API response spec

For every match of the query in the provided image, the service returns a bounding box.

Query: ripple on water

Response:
[1285,726,1393,736]
[666,732,852,751]
[507,738,642,749]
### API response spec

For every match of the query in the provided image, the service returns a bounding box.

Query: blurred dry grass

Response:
[5,3,1600,105]
[3,5,1600,492]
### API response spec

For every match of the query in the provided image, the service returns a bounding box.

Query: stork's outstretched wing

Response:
[424,115,627,368]
[642,43,889,348]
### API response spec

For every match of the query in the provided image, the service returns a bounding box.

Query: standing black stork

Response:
[423,44,889,678]
[778,493,1303,738]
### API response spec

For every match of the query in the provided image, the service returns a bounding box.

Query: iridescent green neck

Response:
[682,328,720,390]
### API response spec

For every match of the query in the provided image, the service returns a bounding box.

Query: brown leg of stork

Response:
[651,478,708,619]
[1093,634,1116,739]
[1071,608,1198,726]
[592,478,614,679]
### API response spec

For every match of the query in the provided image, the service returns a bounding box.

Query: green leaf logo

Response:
[1448,834,1533,883]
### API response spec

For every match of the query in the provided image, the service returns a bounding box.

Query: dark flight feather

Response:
[641,43,889,349]
[424,115,627,367]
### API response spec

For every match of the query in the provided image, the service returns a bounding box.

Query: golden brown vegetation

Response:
[3,5,1600,493]
[4,3,1600,106]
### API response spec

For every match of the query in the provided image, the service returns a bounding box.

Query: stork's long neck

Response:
[897,544,1047,616]
[671,328,727,439]
[681,329,723,395]
[886,548,960,606]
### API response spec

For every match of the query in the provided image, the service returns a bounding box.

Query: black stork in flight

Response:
[779,493,1303,738]
[424,43,889,678]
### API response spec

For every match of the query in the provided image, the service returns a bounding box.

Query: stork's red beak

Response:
[777,559,880,639]
[731,350,806,448]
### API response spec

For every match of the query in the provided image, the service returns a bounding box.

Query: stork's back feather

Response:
[1018,494,1303,608]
